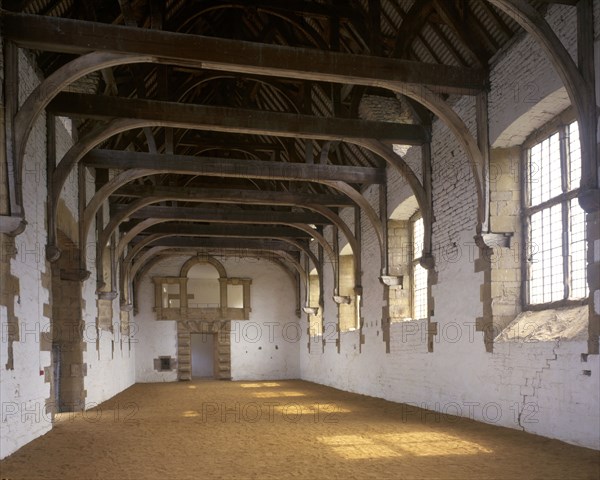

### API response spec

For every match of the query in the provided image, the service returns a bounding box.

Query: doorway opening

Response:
[51,230,85,412]
[191,333,215,379]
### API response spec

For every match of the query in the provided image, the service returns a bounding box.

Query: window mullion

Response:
[559,125,570,300]
[562,201,570,299]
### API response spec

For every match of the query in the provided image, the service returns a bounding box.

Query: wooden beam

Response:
[134,237,301,251]
[84,149,385,184]
[138,223,312,239]
[432,0,489,67]
[185,0,365,22]
[178,135,286,152]
[112,185,354,207]
[111,205,331,225]
[534,0,577,4]
[2,11,486,94]
[49,92,428,145]
[393,0,434,58]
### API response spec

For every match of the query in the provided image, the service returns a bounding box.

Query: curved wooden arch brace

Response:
[321,180,384,252]
[114,218,334,292]
[307,206,357,259]
[49,119,155,252]
[175,3,329,51]
[124,233,166,275]
[96,195,353,293]
[320,179,384,275]
[122,231,318,287]
[9,41,485,256]
[127,247,306,310]
[98,194,348,262]
[369,88,485,231]
[14,53,154,210]
[120,232,318,304]
[119,220,172,258]
[117,219,328,315]
[288,224,336,273]
[129,246,171,291]
[178,74,301,113]
[44,85,482,262]
[179,255,227,278]
[82,168,159,241]
[80,152,381,255]
[358,139,434,263]
[53,117,366,257]
[117,218,336,272]
[488,0,597,203]
[82,163,364,247]
[82,163,350,277]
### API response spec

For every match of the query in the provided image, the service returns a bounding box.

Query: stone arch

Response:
[180,255,227,279]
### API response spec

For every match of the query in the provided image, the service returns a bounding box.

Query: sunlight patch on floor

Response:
[272,403,352,416]
[253,391,305,398]
[181,410,200,418]
[375,432,492,456]
[239,382,281,388]
[318,431,492,459]
[317,435,401,459]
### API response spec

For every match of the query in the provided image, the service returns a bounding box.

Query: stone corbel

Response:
[98,291,118,301]
[302,306,319,315]
[45,244,61,262]
[578,188,600,213]
[0,216,26,236]
[419,253,435,270]
[120,303,134,312]
[380,275,403,287]
[333,295,351,305]
[60,268,91,282]
[481,232,513,249]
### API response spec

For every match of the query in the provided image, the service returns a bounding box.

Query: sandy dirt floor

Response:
[1,379,598,480]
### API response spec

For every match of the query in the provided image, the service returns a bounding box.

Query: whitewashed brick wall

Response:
[134,255,301,382]
[301,3,600,450]
[1,49,135,459]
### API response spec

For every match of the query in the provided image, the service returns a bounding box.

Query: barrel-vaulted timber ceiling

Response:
[2,0,552,295]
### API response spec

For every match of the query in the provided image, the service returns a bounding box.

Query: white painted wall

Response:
[133,256,301,382]
[0,50,136,459]
[301,3,600,450]
[134,257,180,383]
[2,1,599,460]
[1,49,54,459]
[227,257,300,381]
